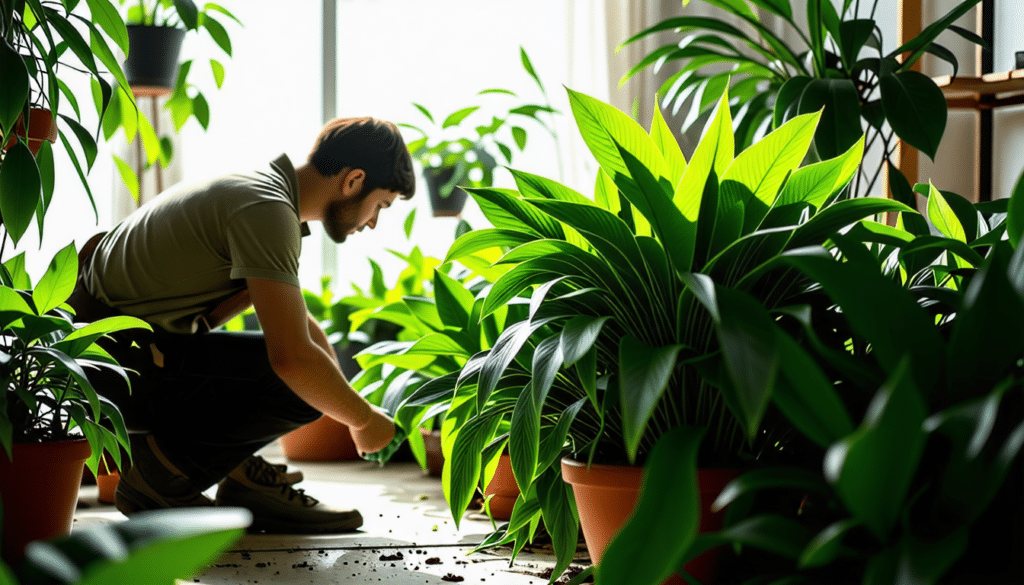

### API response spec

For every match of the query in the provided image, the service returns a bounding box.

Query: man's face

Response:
[324,186,399,243]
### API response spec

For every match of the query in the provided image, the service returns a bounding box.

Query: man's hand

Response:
[350,405,396,454]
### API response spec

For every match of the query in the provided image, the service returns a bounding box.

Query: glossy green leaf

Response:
[777,135,864,209]
[478,319,549,409]
[887,162,931,236]
[201,14,231,55]
[0,141,40,246]
[824,361,927,540]
[0,39,28,138]
[210,58,226,88]
[774,329,854,448]
[790,198,915,248]
[879,70,946,160]
[926,182,966,242]
[599,426,704,585]
[712,467,829,512]
[536,468,579,580]
[715,514,812,559]
[510,169,593,205]
[619,337,685,462]
[713,286,779,442]
[559,315,611,366]
[446,412,502,528]
[445,228,538,263]
[799,519,861,568]
[3,253,32,290]
[676,89,733,222]
[895,529,969,585]
[796,78,862,161]
[55,315,151,358]
[650,103,687,185]
[566,88,669,193]
[509,381,540,493]
[433,270,475,330]
[468,187,565,240]
[84,0,129,54]
[442,106,480,129]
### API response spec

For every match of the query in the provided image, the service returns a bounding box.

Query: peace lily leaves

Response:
[619,337,687,462]
[824,360,927,541]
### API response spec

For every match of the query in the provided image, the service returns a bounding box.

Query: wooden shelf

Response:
[935,69,1024,109]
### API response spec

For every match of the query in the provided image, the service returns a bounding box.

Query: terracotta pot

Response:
[483,454,519,520]
[561,458,740,585]
[0,440,92,563]
[420,428,444,477]
[279,416,359,462]
[96,470,120,504]
[3,108,59,155]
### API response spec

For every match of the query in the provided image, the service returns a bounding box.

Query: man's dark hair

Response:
[308,117,416,199]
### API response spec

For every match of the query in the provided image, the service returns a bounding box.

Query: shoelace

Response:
[244,456,320,507]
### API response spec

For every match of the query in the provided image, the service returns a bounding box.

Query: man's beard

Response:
[323,198,362,243]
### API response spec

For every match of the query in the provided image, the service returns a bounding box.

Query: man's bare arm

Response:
[247,277,394,452]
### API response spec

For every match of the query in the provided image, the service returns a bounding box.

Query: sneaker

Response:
[114,434,214,516]
[215,455,363,534]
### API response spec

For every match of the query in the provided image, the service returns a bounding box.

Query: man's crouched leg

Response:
[115,434,215,513]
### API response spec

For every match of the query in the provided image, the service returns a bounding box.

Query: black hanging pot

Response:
[424,166,468,218]
[123,25,186,92]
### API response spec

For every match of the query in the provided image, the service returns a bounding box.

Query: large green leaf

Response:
[618,337,685,462]
[560,315,611,366]
[783,249,943,395]
[33,242,78,315]
[433,270,475,329]
[712,286,779,442]
[675,90,734,222]
[774,328,855,448]
[797,79,862,161]
[0,39,29,138]
[55,315,151,358]
[712,467,830,513]
[508,380,540,493]
[926,182,966,243]
[566,88,671,207]
[446,411,503,528]
[536,468,579,581]
[879,70,947,160]
[468,187,565,240]
[799,518,861,568]
[720,110,820,229]
[650,103,687,185]
[0,141,40,246]
[824,361,927,540]
[599,426,705,585]
[790,198,915,248]
[445,228,539,262]
[777,135,864,209]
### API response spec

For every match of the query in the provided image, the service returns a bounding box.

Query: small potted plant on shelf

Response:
[398,85,917,583]
[1,0,136,246]
[400,48,561,218]
[0,244,150,564]
[619,0,985,197]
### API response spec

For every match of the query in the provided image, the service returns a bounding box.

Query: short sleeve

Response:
[224,202,301,286]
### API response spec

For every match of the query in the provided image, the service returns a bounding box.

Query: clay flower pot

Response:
[483,454,520,520]
[96,470,121,504]
[2,108,59,156]
[561,458,740,585]
[0,439,92,564]
[420,428,444,477]
[280,416,360,462]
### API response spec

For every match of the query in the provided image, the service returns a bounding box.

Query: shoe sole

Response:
[231,507,364,534]
[114,469,165,515]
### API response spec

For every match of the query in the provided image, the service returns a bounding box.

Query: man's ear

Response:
[342,168,366,197]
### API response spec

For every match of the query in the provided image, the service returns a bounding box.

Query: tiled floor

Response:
[73,441,588,584]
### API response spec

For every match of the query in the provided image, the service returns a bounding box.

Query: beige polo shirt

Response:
[86,154,310,334]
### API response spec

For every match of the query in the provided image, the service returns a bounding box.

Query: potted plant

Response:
[672,178,1024,584]
[398,85,916,583]
[0,244,150,563]
[619,0,984,196]
[401,48,561,217]
[1,0,136,248]
[99,0,241,202]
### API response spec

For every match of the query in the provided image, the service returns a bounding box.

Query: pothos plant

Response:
[0,0,136,246]
[660,180,1024,585]
[0,243,150,475]
[619,0,985,197]
[397,86,916,582]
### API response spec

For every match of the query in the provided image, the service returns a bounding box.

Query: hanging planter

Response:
[561,458,739,585]
[123,25,186,95]
[423,166,468,218]
[0,440,92,564]
[2,108,59,156]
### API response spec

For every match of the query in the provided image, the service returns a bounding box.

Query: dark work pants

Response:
[98,330,322,491]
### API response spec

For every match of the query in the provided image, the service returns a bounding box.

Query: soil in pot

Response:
[561,458,740,585]
[279,416,360,462]
[0,440,92,564]
[483,454,519,521]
